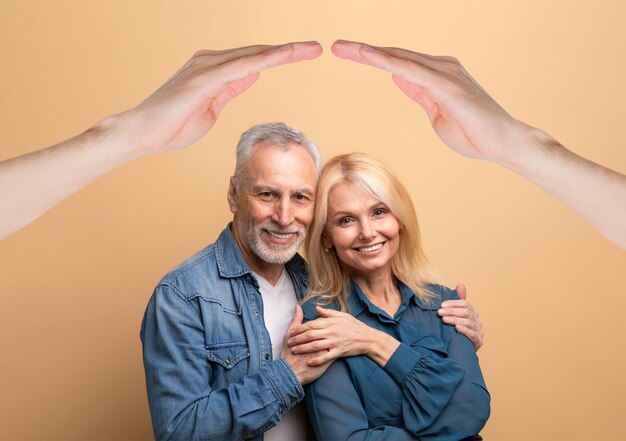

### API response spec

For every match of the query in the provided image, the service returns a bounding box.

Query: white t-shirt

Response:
[252,269,308,441]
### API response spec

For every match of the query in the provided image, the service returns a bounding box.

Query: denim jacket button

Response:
[255,311,261,318]
[264,353,270,361]
[225,356,232,365]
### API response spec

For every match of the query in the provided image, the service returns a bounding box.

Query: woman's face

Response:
[323,181,402,279]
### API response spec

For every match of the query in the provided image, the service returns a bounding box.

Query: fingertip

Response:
[331,39,361,59]
[290,41,323,60]
[455,283,467,300]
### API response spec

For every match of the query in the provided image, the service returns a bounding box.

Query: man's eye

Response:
[294,194,309,202]
[258,192,273,200]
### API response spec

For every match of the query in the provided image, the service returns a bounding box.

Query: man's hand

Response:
[438,284,484,350]
[125,41,323,153]
[330,39,525,164]
[279,305,332,385]
[287,306,399,368]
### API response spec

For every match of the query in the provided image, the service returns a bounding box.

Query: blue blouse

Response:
[302,279,490,441]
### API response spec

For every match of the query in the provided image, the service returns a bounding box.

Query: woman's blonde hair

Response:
[304,153,438,311]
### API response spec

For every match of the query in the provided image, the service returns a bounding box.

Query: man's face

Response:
[228,142,318,274]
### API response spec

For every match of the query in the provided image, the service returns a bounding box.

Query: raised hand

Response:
[330,39,525,163]
[331,39,626,251]
[127,41,323,153]
[0,42,322,240]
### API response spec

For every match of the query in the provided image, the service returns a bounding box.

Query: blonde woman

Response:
[298,153,490,440]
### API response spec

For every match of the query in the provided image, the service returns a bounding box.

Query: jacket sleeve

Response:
[140,284,304,441]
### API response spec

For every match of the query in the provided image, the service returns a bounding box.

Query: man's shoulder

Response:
[158,242,219,286]
[155,243,223,301]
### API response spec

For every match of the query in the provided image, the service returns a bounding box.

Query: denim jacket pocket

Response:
[206,342,250,369]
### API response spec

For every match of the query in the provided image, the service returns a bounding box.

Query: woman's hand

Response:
[287,306,399,367]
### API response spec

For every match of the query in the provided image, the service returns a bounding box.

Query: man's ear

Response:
[227,176,238,213]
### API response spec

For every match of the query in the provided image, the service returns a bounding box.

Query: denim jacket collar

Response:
[214,223,309,293]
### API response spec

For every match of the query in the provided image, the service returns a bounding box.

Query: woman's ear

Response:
[321,233,332,249]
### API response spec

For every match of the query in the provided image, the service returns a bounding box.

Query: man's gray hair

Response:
[234,122,322,189]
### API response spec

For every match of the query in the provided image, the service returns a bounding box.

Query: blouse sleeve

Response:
[381,287,490,439]
[305,358,418,441]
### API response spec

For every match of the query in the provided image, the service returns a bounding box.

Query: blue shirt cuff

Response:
[261,358,305,413]
[384,342,425,385]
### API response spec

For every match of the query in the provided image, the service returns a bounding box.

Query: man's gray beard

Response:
[244,223,305,264]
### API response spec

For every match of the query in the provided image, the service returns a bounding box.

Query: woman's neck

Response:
[351,270,401,317]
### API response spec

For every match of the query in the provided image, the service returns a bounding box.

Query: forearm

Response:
[147,359,304,441]
[366,328,401,366]
[0,111,140,240]
[497,122,626,250]
[142,287,305,441]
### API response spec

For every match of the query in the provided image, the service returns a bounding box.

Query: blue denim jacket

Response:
[140,225,309,441]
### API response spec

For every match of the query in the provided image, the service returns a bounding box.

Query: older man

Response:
[140,122,483,441]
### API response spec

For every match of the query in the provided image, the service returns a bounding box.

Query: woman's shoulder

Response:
[301,296,341,322]
[424,283,459,306]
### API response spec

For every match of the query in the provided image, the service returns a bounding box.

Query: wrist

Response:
[495,120,563,173]
[89,109,145,163]
[366,330,400,367]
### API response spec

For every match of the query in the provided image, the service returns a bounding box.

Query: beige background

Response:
[1,1,626,440]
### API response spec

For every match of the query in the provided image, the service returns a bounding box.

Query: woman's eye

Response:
[339,217,353,225]
[373,208,386,217]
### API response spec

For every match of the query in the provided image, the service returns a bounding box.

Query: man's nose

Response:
[273,199,295,226]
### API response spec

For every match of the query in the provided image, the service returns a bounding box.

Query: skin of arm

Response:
[288,289,484,362]
[0,42,323,240]
[330,40,626,251]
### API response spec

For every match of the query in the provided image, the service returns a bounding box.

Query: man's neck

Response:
[249,262,285,286]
